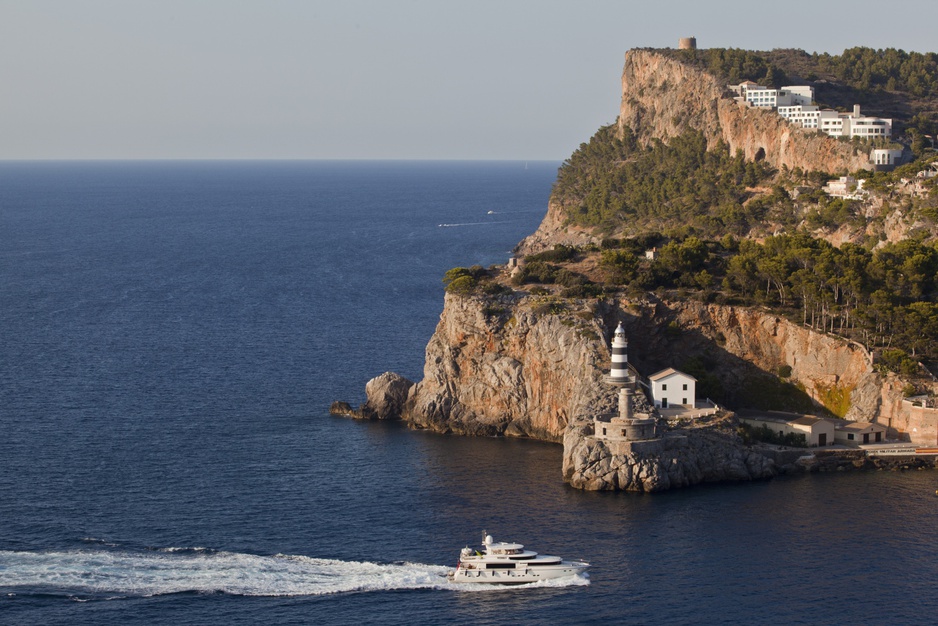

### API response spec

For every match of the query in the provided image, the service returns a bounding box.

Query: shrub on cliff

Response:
[525,244,579,264]
[443,265,492,295]
[877,349,920,377]
[511,261,558,286]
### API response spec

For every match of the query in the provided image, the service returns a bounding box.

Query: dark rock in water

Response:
[329,400,362,418]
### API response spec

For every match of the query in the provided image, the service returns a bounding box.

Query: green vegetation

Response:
[541,110,938,366]
[443,266,509,296]
[663,46,938,138]
[553,126,773,236]
[669,47,789,87]
[814,47,938,97]
[505,231,938,368]
[814,383,853,418]
[524,244,580,263]
[737,423,807,447]
[669,46,938,98]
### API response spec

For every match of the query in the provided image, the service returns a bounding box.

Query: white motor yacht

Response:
[447,532,589,584]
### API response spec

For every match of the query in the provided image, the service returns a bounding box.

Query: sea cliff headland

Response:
[336,44,938,491]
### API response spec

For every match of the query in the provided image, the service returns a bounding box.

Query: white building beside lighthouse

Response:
[649,368,697,409]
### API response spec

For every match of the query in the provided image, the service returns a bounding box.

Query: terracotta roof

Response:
[648,368,696,382]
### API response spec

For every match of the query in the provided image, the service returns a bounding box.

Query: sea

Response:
[1,161,936,625]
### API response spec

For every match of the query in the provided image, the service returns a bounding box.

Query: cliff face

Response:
[616,50,870,174]
[515,199,594,257]
[402,293,613,442]
[399,293,935,447]
[622,301,878,419]
[517,49,873,255]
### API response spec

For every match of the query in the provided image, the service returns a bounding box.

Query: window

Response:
[662,384,667,391]
[682,384,687,391]
[847,433,855,440]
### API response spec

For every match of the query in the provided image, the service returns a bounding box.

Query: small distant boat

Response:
[447,532,589,584]
[487,210,496,215]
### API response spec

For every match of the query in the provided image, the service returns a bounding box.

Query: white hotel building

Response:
[735,83,892,140]
[741,84,814,108]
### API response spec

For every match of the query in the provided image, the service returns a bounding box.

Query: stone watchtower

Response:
[594,323,659,442]
[678,36,697,50]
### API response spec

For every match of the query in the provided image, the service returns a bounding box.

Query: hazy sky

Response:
[3,0,937,160]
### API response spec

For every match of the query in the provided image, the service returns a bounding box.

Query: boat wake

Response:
[0,547,587,599]
[438,221,505,228]
[0,547,449,598]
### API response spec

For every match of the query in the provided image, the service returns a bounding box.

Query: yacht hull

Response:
[447,562,588,585]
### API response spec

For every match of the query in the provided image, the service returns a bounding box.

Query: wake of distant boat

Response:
[0,547,587,599]
[438,221,505,227]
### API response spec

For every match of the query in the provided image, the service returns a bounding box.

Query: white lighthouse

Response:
[607,323,630,384]
[594,321,659,442]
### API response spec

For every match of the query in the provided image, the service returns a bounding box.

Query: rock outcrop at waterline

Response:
[337,289,936,490]
[563,415,777,492]
[330,371,414,420]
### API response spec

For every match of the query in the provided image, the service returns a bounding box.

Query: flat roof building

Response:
[834,421,887,447]
[738,412,835,447]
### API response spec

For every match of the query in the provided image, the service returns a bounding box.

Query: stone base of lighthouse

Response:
[593,386,660,443]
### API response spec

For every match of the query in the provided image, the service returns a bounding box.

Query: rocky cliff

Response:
[401,293,613,442]
[617,50,870,174]
[517,49,874,256]
[389,292,933,445]
[347,289,935,490]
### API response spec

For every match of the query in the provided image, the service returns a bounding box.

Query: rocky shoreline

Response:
[331,390,937,492]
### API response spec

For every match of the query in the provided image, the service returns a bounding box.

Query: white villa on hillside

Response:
[872,148,903,168]
[823,176,868,200]
[648,368,696,409]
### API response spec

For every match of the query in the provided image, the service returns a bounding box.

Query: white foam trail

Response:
[0,549,450,597]
[0,548,589,598]
[438,221,513,227]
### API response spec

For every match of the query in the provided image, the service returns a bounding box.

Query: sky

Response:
[2,0,937,160]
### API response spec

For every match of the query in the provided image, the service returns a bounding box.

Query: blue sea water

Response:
[1,161,937,625]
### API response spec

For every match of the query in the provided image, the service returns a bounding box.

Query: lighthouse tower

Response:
[594,321,659,442]
[607,323,630,384]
